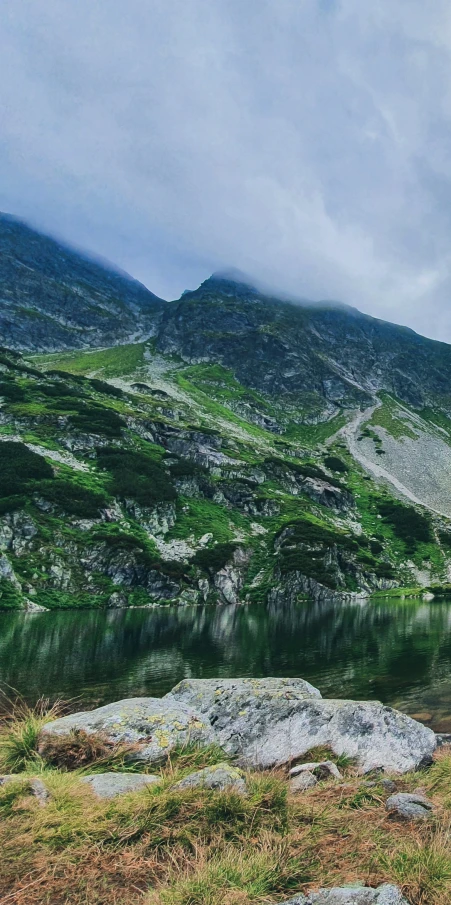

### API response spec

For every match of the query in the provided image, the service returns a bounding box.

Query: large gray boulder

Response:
[168,678,436,774]
[81,772,161,799]
[40,697,215,765]
[279,885,409,904]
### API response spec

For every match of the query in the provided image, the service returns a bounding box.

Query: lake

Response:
[2,597,451,731]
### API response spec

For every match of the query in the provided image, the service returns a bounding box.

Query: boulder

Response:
[290,771,318,793]
[279,885,409,904]
[80,772,161,799]
[40,697,215,765]
[172,763,247,794]
[168,678,436,774]
[0,775,50,805]
[290,761,342,780]
[385,791,435,820]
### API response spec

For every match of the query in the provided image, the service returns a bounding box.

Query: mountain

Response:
[2,221,451,611]
[0,213,164,351]
[157,273,451,417]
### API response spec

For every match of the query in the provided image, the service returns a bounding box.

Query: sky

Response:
[2,2,451,340]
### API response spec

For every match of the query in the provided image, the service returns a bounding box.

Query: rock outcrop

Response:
[169,678,436,773]
[40,677,437,775]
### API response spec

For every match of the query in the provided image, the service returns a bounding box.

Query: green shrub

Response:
[0,441,53,499]
[47,369,87,383]
[278,549,338,587]
[0,578,23,609]
[168,459,207,478]
[439,530,451,549]
[264,456,343,488]
[90,378,124,398]
[69,403,124,438]
[369,539,383,555]
[323,455,349,473]
[37,478,109,518]
[97,447,176,504]
[276,519,357,552]
[0,381,26,402]
[192,543,236,572]
[36,381,79,398]
[377,500,432,552]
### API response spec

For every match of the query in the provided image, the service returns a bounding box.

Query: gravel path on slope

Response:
[342,403,451,518]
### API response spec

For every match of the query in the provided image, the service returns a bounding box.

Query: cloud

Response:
[2,1,451,339]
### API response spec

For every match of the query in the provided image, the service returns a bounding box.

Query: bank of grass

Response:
[36,342,146,378]
[1,701,451,903]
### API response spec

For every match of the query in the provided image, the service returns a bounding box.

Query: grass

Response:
[2,702,451,903]
[370,394,418,441]
[0,696,63,773]
[37,343,146,378]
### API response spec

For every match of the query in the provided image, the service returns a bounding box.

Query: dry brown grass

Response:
[2,704,451,905]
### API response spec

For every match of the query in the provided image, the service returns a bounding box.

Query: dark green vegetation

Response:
[97,447,176,504]
[377,500,432,553]
[0,332,451,611]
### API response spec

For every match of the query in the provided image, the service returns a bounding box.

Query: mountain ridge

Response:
[0,212,164,352]
[1,213,451,612]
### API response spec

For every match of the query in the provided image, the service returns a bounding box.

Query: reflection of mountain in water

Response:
[2,600,451,726]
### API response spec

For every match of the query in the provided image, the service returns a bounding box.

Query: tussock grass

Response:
[0,695,63,773]
[2,702,451,904]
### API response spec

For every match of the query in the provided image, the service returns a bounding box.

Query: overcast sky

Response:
[3,2,451,339]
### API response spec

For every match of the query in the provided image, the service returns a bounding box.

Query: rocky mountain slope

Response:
[1,334,451,611]
[0,213,163,351]
[2,218,451,609]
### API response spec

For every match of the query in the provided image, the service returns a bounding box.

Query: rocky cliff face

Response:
[0,213,163,351]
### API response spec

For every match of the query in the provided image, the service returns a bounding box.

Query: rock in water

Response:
[40,697,215,765]
[172,763,247,793]
[278,885,409,903]
[81,773,161,799]
[169,678,436,774]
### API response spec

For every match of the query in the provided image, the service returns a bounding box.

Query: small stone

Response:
[363,779,397,794]
[81,772,161,799]
[30,778,51,805]
[172,763,247,794]
[290,771,318,793]
[277,883,409,903]
[290,760,342,781]
[381,779,397,794]
[385,791,435,820]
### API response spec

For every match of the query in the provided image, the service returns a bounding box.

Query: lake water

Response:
[2,597,451,731]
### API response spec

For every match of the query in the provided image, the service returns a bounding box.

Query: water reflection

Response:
[1,598,451,729]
